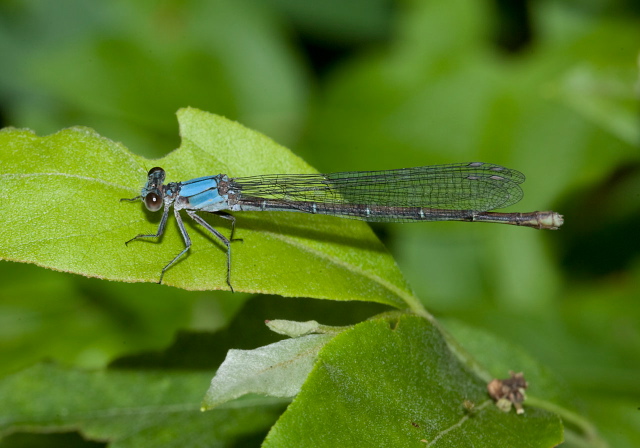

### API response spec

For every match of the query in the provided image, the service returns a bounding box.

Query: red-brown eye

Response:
[144,192,163,211]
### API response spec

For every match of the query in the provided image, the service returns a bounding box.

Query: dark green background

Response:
[0,0,638,446]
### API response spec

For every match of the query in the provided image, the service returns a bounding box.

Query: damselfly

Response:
[122,162,563,291]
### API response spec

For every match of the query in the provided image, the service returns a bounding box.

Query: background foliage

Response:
[0,0,638,446]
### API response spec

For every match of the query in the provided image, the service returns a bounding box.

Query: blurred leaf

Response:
[0,108,413,306]
[0,363,284,446]
[300,0,497,171]
[577,395,640,448]
[0,431,104,448]
[264,315,564,447]
[202,333,335,409]
[555,65,640,146]
[0,0,308,156]
[299,0,639,314]
[0,263,198,376]
[265,0,392,44]
[560,273,640,395]
[0,259,250,376]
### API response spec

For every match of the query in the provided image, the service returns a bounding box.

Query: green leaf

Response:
[264,315,564,447]
[0,363,284,446]
[202,333,335,410]
[0,108,414,306]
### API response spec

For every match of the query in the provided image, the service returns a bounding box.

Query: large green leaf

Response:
[0,108,413,306]
[263,315,564,447]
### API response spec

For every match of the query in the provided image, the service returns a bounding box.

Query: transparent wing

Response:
[231,162,524,213]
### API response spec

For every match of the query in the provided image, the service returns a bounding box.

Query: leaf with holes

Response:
[0,108,413,306]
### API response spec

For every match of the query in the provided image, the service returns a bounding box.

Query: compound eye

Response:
[148,167,164,176]
[144,192,163,212]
